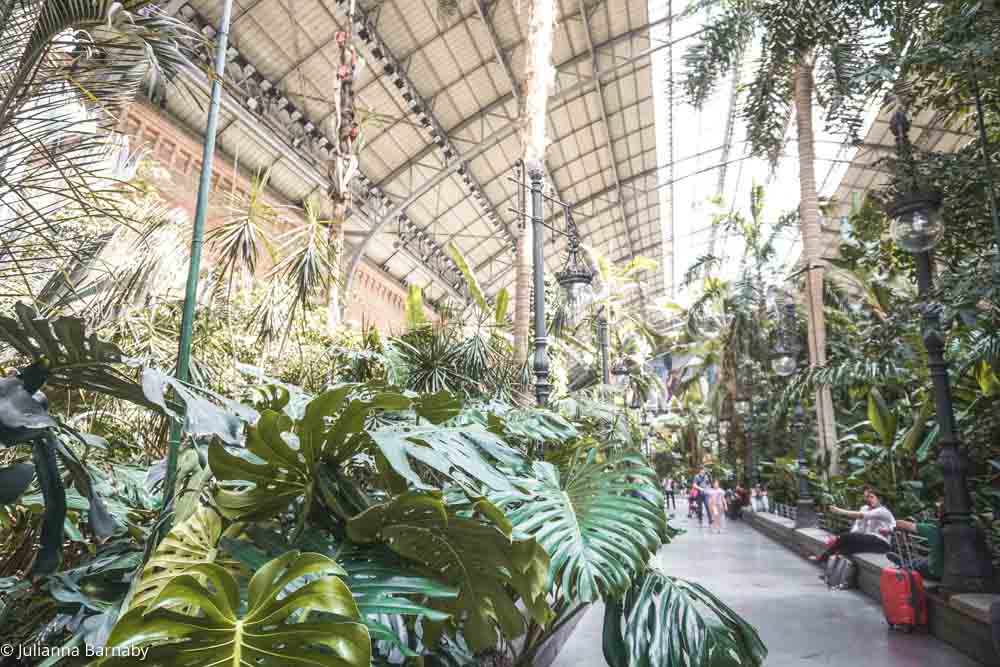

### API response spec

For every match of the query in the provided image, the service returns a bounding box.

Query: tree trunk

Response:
[514,0,556,364]
[327,207,345,335]
[794,61,839,475]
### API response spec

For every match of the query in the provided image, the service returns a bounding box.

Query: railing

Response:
[817,510,932,560]
[771,502,797,521]
[764,505,934,561]
[818,510,853,535]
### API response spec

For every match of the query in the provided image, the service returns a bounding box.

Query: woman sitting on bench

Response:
[809,489,896,563]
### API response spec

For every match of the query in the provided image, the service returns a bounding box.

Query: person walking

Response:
[706,480,728,534]
[692,468,712,526]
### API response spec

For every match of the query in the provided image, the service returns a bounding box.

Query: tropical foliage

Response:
[0,2,786,665]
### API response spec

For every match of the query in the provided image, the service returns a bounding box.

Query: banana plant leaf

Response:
[603,569,767,667]
[101,551,371,667]
[494,449,666,603]
[347,491,551,654]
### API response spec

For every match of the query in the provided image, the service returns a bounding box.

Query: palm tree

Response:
[1,1,197,311]
[682,1,913,473]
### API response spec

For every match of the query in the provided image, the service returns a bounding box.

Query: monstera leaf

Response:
[0,303,255,444]
[127,507,246,612]
[211,385,522,535]
[603,569,767,667]
[347,491,551,653]
[102,551,371,667]
[494,449,665,603]
[0,303,144,406]
[224,523,459,658]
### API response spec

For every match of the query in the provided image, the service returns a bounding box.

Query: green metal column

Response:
[162,0,235,511]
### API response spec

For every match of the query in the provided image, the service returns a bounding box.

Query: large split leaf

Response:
[0,303,143,406]
[224,523,458,658]
[0,303,255,443]
[127,507,246,612]
[102,551,371,667]
[603,569,767,667]
[348,491,550,653]
[494,450,665,603]
[369,424,522,492]
[212,385,521,532]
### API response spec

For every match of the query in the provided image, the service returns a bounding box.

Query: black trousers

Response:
[664,491,676,509]
[818,532,890,562]
[697,493,711,523]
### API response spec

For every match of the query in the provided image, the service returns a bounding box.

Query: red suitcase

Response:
[880,566,928,630]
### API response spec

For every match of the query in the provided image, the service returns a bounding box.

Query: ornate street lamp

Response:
[792,404,816,529]
[888,108,994,593]
[513,162,595,406]
[556,213,595,330]
[611,358,631,390]
[770,292,799,377]
[770,292,816,528]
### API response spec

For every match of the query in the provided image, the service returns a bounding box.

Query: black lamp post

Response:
[770,293,817,528]
[596,310,611,385]
[888,109,994,594]
[792,404,816,529]
[734,392,752,485]
[611,358,631,391]
[515,161,595,407]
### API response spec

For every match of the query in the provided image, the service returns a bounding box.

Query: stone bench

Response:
[742,508,1000,665]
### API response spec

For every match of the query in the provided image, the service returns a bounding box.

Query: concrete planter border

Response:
[742,509,1000,666]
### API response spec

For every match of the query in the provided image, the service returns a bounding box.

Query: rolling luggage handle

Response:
[888,527,927,632]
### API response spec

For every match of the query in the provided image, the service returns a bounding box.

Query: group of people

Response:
[808,486,943,582]
[661,468,746,534]
[660,476,943,580]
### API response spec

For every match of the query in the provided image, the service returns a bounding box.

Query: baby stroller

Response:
[687,487,701,520]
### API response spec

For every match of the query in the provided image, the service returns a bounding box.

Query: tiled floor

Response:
[552,514,983,666]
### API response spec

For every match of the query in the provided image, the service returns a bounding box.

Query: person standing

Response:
[692,467,712,526]
[889,501,943,581]
[662,477,676,509]
[706,480,728,533]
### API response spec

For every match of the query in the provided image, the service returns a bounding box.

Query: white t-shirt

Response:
[851,504,896,543]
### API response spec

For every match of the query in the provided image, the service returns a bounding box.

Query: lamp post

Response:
[770,293,816,528]
[611,358,631,391]
[735,392,751,485]
[596,310,611,385]
[888,109,994,593]
[528,165,550,407]
[792,404,816,529]
[514,163,595,406]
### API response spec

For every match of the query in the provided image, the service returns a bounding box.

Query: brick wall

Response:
[120,102,423,334]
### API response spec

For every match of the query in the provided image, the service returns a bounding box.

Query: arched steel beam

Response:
[345,26,704,298]
[474,162,662,277]
[486,197,664,295]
